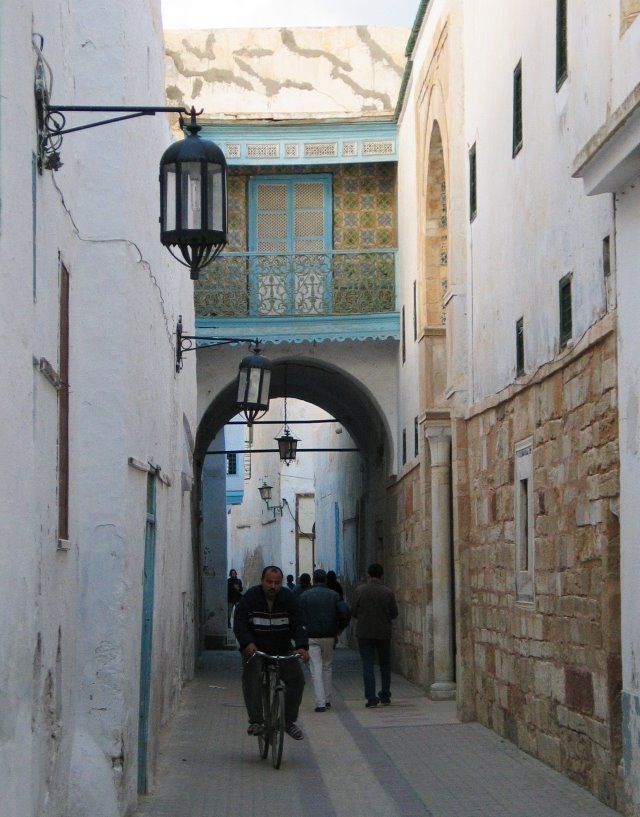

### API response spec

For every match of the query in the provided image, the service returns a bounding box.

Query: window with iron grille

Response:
[556,0,568,89]
[414,416,419,457]
[469,144,477,221]
[559,273,572,347]
[513,60,523,157]
[515,439,534,604]
[516,317,524,377]
[226,452,237,475]
[402,428,407,465]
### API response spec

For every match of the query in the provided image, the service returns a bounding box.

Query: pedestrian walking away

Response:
[299,568,351,712]
[286,573,296,591]
[227,568,243,626]
[232,565,309,740]
[326,569,344,599]
[294,572,312,595]
[351,563,398,707]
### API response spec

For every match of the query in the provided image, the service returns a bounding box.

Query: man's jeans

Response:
[241,653,305,724]
[357,637,391,702]
[308,637,335,708]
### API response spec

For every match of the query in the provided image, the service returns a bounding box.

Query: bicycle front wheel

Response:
[258,676,270,760]
[271,686,285,769]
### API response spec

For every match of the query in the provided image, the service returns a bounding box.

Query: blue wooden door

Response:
[137,472,157,793]
[248,175,332,315]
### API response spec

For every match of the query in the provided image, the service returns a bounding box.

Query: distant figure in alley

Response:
[351,563,398,707]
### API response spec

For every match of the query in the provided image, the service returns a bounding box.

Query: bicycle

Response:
[250,650,302,769]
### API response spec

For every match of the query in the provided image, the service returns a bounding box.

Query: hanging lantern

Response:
[237,345,272,424]
[159,107,228,280]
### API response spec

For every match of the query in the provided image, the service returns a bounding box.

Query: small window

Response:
[414,416,419,458]
[402,429,407,466]
[603,235,611,279]
[413,281,417,341]
[556,0,568,89]
[469,143,477,221]
[226,452,237,475]
[513,60,523,157]
[516,317,524,377]
[401,306,406,363]
[559,273,572,347]
[515,439,534,603]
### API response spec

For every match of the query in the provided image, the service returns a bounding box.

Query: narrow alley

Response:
[133,648,622,817]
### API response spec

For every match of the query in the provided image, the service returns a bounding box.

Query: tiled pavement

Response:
[132,648,622,817]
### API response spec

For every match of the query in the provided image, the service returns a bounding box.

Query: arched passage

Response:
[192,352,395,648]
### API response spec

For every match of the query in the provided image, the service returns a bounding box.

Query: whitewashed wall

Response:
[460,0,613,403]
[0,1,198,815]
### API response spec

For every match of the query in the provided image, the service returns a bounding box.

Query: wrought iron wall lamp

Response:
[258,481,288,517]
[34,35,228,279]
[274,365,299,464]
[175,317,272,424]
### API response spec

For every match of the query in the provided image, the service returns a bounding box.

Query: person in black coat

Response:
[233,565,309,739]
[227,569,243,626]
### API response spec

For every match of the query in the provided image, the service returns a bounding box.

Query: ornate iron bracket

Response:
[33,34,195,172]
[175,316,261,373]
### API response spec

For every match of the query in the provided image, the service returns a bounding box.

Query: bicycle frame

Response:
[250,651,301,769]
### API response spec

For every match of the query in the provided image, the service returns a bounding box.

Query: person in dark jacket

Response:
[294,572,312,595]
[227,569,243,626]
[351,563,398,707]
[326,570,344,599]
[233,565,309,740]
[299,569,351,711]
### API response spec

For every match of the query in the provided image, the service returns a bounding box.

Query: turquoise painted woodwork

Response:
[200,121,398,166]
[137,473,157,794]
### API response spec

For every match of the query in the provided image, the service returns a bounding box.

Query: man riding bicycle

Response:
[233,565,309,740]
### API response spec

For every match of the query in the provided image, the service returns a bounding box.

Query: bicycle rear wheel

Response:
[258,674,270,759]
[271,686,285,769]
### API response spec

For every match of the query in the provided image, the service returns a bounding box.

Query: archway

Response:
[192,354,395,649]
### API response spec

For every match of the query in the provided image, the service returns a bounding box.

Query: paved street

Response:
[133,648,622,817]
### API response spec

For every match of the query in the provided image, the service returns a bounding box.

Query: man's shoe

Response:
[285,722,304,740]
[378,691,391,705]
[325,702,331,709]
[365,699,379,708]
[247,723,264,736]
[314,706,326,712]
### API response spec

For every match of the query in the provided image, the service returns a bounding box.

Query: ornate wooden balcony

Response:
[194,250,397,319]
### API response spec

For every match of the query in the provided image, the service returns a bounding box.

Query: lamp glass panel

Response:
[246,368,266,406]
[164,165,176,231]
[236,368,248,403]
[181,162,202,230]
[207,165,223,231]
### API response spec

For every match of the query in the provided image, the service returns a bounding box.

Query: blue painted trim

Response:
[334,502,341,573]
[203,120,398,166]
[226,490,244,505]
[138,474,156,794]
[195,312,400,345]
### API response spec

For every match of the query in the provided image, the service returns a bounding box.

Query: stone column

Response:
[425,423,456,700]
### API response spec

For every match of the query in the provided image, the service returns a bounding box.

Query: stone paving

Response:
[132,648,623,817]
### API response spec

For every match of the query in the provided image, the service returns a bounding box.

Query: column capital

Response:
[424,423,451,467]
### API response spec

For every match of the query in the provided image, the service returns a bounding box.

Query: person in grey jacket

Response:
[351,563,398,707]
[299,569,351,712]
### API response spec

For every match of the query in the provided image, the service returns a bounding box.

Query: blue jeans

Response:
[357,638,391,702]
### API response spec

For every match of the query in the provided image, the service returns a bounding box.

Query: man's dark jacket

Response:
[233,584,308,655]
[299,585,351,637]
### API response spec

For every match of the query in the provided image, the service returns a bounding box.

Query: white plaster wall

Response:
[461,0,613,403]
[1,1,198,814]
[616,177,640,815]
[164,26,409,119]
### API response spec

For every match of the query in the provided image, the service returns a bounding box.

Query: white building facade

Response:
[1,1,199,815]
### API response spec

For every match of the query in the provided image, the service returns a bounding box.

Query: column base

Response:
[430,681,456,700]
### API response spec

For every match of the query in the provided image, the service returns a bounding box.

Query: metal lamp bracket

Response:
[175,316,261,373]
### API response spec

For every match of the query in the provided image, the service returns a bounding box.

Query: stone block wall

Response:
[462,328,622,808]
[386,462,432,690]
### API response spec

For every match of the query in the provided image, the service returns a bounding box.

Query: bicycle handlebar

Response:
[250,650,304,662]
